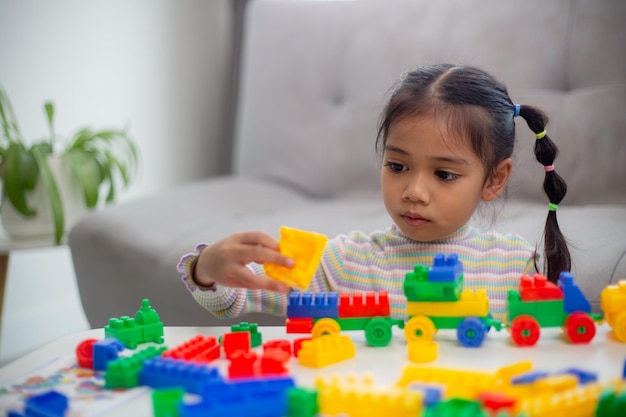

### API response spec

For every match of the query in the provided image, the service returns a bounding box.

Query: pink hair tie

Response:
[544,165,555,172]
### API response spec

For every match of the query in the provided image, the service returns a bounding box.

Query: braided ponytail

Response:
[517,105,571,283]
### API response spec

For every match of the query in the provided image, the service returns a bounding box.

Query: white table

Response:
[0,325,624,416]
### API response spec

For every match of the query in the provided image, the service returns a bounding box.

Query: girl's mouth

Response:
[402,213,430,227]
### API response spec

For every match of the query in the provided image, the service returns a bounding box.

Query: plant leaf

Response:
[3,143,38,217]
[67,149,101,208]
[0,84,23,144]
[44,101,55,144]
[31,147,64,244]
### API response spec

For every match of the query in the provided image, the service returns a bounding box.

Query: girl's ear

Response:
[482,158,512,201]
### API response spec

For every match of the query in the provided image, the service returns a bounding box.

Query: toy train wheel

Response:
[564,312,596,344]
[457,317,488,348]
[612,311,626,342]
[404,315,436,343]
[510,315,540,347]
[364,317,393,347]
[311,318,341,338]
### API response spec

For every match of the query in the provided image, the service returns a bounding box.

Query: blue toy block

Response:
[558,272,591,314]
[287,291,339,318]
[407,382,443,407]
[427,253,463,282]
[139,357,223,394]
[558,368,598,385]
[93,338,125,371]
[8,390,68,417]
[511,370,550,384]
[186,376,295,417]
[623,358,625,380]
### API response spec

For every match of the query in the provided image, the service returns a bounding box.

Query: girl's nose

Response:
[402,175,430,204]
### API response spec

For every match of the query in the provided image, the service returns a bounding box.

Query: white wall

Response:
[0,0,233,200]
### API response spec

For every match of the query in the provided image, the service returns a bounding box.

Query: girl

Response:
[178,64,570,322]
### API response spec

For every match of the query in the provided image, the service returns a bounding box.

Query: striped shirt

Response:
[179,224,536,322]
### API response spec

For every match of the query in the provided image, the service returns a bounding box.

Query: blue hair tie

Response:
[514,104,521,117]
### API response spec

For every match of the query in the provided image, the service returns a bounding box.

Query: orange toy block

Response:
[298,334,355,368]
[264,226,328,290]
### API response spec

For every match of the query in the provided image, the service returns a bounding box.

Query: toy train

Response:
[286,253,626,347]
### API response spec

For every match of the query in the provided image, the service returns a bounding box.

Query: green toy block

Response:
[231,321,262,347]
[507,295,566,327]
[286,387,318,417]
[152,387,184,417]
[423,398,489,417]
[404,265,464,302]
[135,299,164,344]
[105,345,166,389]
[105,316,143,349]
[596,387,626,417]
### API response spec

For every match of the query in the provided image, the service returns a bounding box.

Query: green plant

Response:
[0,84,139,244]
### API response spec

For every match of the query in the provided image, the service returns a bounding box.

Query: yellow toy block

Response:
[396,361,533,399]
[264,226,328,290]
[406,289,489,317]
[315,373,423,417]
[600,279,626,342]
[298,334,355,368]
[407,340,438,363]
[516,382,604,417]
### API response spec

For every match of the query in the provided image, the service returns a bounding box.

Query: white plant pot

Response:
[1,155,90,240]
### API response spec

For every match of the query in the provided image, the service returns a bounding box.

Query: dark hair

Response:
[376,64,570,283]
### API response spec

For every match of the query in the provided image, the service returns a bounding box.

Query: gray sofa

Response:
[69,0,626,328]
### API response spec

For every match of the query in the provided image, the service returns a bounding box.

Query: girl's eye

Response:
[385,161,407,173]
[435,170,459,181]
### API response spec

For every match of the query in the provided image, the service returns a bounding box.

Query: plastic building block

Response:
[509,314,541,346]
[104,298,164,348]
[8,390,68,417]
[456,316,489,347]
[601,280,626,342]
[315,374,423,417]
[559,368,598,385]
[596,386,626,417]
[222,331,251,359]
[185,376,296,417]
[363,316,394,347]
[105,345,167,389]
[298,334,355,368]
[228,350,258,379]
[163,335,220,363]
[559,271,592,313]
[263,339,292,356]
[287,291,339,318]
[511,370,550,384]
[423,398,484,417]
[407,340,438,363]
[93,338,125,371]
[231,321,262,347]
[563,311,596,344]
[286,317,313,333]
[404,264,463,302]
[139,357,222,394]
[338,291,390,318]
[292,337,311,357]
[405,382,443,406]
[286,387,319,417]
[264,226,328,290]
[406,289,490,319]
[519,273,564,301]
[76,338,98,369]
[476,391,516,414]
[428,253,464,282]
[104,316,143,349]
[135,298,165,344]
[152,387,184,417]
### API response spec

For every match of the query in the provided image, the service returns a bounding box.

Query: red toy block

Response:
[286,317,313,333]
[254,351,289,376]
[476,391,516,413]
[163,335,220,363]
[228,350,258,379]
[263,339,292,356]
[76,338,98,369]
[338,291,391,318]
[222,331,251,359]
[293,337,312,358]
[519,274,563,301]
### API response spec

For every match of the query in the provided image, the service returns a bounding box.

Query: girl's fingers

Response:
[242,241,295,268]
[233,267,290,293]
[236,231,280,249]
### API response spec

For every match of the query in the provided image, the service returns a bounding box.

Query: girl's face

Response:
[381,114,511,242]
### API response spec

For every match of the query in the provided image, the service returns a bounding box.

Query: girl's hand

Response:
[194,231,293,293]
